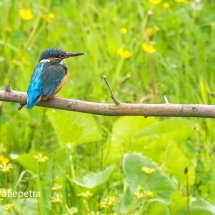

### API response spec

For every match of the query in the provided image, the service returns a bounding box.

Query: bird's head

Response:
[39,48,85,64]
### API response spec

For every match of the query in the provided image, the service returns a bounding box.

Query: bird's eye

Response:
[57,54,65,58]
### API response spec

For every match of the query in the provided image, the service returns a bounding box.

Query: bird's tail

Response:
[27,92,41,109]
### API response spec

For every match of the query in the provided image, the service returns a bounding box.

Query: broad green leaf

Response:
[0,206,9,215]
[10,199,38,215]
[53,147,70,177]
[46,110,102,145]
[103,117,158,164]
[133,118,195,164]
[134,118,194,145]
[139,135,170,164]
[169,192,187,215]
[72,166,114,193]
[15,152,52,175]
[145,200,170,215]
[190,198,215,214]
[123,153,176,203]
[0,199,38,215]
[165,141,195,185]
[178,198,215,215]
[111,116,158,141]
[103,118,194,165]
[67,207,78,214]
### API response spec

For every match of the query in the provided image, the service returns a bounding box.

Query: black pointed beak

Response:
[65,52,85,58]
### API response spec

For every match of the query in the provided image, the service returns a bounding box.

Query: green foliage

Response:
[122,153,176,202]
[15,152,52,175]
[0,0,215,214]
[121,153,176,214]
[72,166,114,193]
[47,110,102,145]
[103,116,158,164]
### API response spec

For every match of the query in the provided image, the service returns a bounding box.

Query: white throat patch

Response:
[39,59,51,63]
[60,59,65,65]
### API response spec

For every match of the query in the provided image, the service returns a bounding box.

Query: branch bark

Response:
[0,89,215,118]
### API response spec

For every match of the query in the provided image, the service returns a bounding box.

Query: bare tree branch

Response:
[0,88,215,118]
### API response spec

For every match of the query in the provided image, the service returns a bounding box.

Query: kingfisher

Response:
[27,48,85,109]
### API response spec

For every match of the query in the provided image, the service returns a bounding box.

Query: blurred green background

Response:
[0,0,215,214]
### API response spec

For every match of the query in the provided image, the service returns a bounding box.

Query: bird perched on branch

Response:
[27,48,85,109]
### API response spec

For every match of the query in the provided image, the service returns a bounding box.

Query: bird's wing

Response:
[27,62,46,109]
[40,65,66,97]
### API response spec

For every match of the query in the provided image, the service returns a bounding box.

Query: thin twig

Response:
[164,95,169,104]
[18,104,26,111]
[142,10,153,43]
[101,75,121,106]
[5,84,11,92]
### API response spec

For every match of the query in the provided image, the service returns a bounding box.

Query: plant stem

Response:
[36,161,45,215]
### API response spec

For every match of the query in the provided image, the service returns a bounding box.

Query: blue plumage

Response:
[27,62,45,109]
[27,60,66,109]
[26,48,85,109]
[40,64,66,97]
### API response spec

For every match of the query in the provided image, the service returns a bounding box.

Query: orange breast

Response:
[54,70,69,94]
[41,70,69,100]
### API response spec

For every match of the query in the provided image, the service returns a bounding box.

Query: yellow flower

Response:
[78,191,93,199]
[175,0,186,2]
[0,163,13,173]
[134,191,156,200]
[143,191,156,198]
[100,196,119,209]
[4,204,14,212]
[163,2,170,8]
[134,191,145,200]
[117,48,132,59]
[117,48,124,55]
[141,167,155,175]
[50,194,62,203]
[20,9,34,20]
[0,155,4,161]
[149,0,162,4]
[48,13,55,19]
[2,158,9,165]
[121,50,132,59]
[142,43,156,54]
[120,27,128,34]
[33,154,48,163]
[52,184,63,191]
[145,27,154,37]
